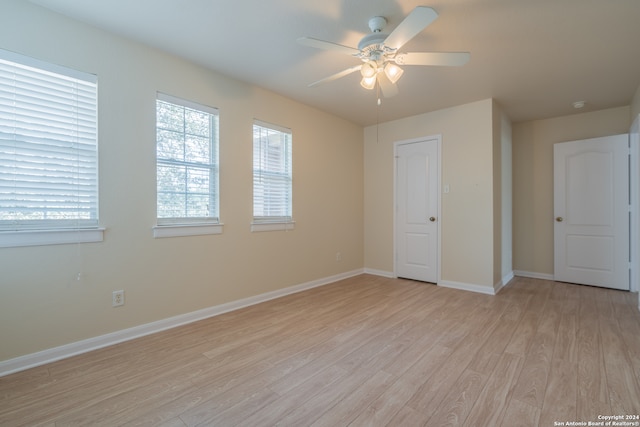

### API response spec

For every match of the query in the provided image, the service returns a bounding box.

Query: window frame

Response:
[0,49,102,248]
[251,120,294,232]
[153,93,222,238]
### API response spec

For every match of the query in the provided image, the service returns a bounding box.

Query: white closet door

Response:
[553,134,629,290]
[395,138,439,283]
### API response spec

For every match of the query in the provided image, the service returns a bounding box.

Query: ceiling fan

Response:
[297,6,470,98]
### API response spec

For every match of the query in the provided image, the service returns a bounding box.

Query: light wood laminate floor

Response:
[1,274,640,426]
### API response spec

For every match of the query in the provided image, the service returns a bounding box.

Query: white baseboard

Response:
[513,270,555,281]
[366,269,503,296]
[363,268,394,278]
[494,271,515,294]
[438,280,496,295]
[0,268,364,377]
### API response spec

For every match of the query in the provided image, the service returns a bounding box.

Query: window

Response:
[154,93,221,238]
[0,49,101,247]
[252,120,293,232]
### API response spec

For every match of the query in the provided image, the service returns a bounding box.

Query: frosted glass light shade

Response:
[384,63,404,84]
[360,61,377,78]
[360,75,376,90]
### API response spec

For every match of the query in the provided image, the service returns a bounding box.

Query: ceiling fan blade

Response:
[378,73,399,98]
[297,37,360,56]
[383,6,438,51]
[308,65,362,87]
[395,52,470,66]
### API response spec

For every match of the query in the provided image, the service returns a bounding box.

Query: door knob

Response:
[429,217,436,222]
[556,217,563,222]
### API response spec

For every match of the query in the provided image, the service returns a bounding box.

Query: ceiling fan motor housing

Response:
[368,16,387,32]
[357,33,389,60]
[358,16,391,60]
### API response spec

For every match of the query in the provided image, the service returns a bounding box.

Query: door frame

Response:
[630,120,639,293]
[393,135,442,283]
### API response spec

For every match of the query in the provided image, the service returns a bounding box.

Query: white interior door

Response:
[395,138,439,283]
[553,135,629,290]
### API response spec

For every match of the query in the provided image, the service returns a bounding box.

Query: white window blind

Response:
[156,93,219,225]
[253,120,292,223]
[0,49,98,231]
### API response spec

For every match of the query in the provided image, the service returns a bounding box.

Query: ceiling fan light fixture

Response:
[384,63,404,84]
[361,75,377,90]
[360,61,377,78]
[298,6,469,102]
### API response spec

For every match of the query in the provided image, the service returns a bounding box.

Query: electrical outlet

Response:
[112,290,125,307]
[336,252,342,262]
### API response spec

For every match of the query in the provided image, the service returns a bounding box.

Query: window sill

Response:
[0,228,105,248]
[153,223,223,238]
[251,221,295,232]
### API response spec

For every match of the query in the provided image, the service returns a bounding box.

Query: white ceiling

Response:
[31,0,640,126]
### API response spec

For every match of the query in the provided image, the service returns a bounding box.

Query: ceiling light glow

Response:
[384,63,404,84]
[361,75,376,90]
[360,62,377,78]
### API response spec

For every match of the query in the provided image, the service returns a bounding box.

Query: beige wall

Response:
[492,101,513,285]
[512,106,631,276]
[0,1,363,361]
[364,99,499,289]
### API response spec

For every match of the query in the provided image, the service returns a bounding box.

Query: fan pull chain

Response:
[376,80,380,144]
